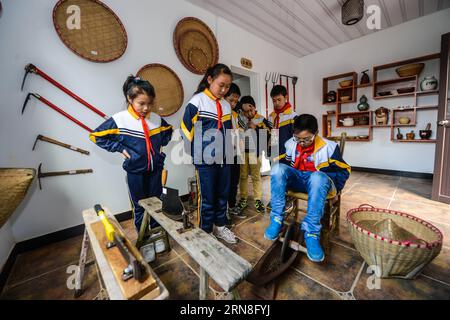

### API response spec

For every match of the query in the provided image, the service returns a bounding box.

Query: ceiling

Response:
[186,0,450,58]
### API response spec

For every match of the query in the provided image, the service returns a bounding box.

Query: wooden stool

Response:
[285,191,341,254]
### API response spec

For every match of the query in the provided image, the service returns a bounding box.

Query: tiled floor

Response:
[1,172,449,300]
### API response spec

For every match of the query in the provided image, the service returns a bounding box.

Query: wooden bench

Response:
[76,207,169,300]
[139,197,253,300]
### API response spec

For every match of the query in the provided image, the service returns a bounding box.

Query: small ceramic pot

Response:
[326,91,337,103]
[339,118,354,127]
[420,76,438,91]
[357,95,370,111]
[406,131,415,140]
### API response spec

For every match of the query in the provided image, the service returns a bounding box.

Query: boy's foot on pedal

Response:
[264,216,283,241]
[305,233,325,262]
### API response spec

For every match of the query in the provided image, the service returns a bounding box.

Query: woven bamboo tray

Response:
[347,204,443,279]
[137,64,184,117]
[53,0,128,63]
[173,17,219,75]
[0,169,36,227]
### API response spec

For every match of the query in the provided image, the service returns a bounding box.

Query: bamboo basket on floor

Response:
[347,204,443,279]
[0,169,36,228]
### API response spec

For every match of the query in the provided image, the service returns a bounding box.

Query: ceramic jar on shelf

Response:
[420,76,438,91]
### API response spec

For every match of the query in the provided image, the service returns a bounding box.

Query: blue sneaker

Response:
[264,217,283,241]
[305,233,325,262]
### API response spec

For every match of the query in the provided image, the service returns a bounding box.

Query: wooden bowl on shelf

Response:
[398,117,411,125]
[340,96,351,102]
[397,87,415,94]
[377,91,393,97]
[339,80,353,88]
[396,63,424,78]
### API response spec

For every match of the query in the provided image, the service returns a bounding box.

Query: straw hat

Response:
[173,17,219,75]
[53,0,128,63]
[137,64,184,117]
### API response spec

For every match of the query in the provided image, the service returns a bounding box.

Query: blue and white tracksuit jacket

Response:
[269,106,297,165]
[90,106,173,231]
[181,89,232,233]
[285,135,351,196]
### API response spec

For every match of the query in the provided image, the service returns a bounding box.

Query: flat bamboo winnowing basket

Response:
[53,0,128,63]
[347,204,443,279]
[0,169,36,227]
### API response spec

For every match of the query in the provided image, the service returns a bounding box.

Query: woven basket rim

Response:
[53,0,128,63]
[346,204,443,249]
[173,17,219,75]
[136,63,184,117]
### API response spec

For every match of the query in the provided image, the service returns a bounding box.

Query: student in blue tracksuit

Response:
[181,64,238,244]
[90,75,173,233]
[265,114,350,262]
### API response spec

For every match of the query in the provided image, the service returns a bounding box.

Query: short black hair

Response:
[240,95,256,106]
[294,114,318,134]
[225,83,241,98]
[270,85,287,98]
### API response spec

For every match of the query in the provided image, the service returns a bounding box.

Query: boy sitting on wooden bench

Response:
[264,114,351,262]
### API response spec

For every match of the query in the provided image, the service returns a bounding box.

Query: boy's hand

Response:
[248,121,257,129]
[122,149,131,159]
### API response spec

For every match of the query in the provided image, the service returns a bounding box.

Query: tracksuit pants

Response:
[228,161,240,208]
[127,170,162,232]
[196,164,231,233]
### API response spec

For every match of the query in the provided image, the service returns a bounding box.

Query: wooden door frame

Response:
[432,32,450,203]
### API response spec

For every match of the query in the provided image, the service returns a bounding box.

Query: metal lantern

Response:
[342,0,364,25]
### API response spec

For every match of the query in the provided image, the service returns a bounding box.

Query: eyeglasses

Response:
[293,134,315,144]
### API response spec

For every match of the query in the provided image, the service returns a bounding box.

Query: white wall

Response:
[0,0,299,266]
[297,8,450,174]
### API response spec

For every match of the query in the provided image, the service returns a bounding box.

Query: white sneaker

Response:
[154,239,166,254]
[214,226,238,244]
[140,243,156,263]
[150,231,166,254]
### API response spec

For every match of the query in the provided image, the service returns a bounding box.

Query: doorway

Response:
[230,66,271,174]
[432,32,450,204]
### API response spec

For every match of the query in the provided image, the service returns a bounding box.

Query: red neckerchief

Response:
[216,99,223,130]
[129,105,155,171]
[274,102,292,128]
[294,143,316,172]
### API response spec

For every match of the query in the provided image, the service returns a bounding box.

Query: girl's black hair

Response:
[123,75,155,103]
[225,83,241,98]
[294,114,318,134]
[195,64,233,94]
[240,95,256,107]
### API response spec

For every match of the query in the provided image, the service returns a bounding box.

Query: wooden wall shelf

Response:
[321,52,440,143]
[394,139,437,143]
